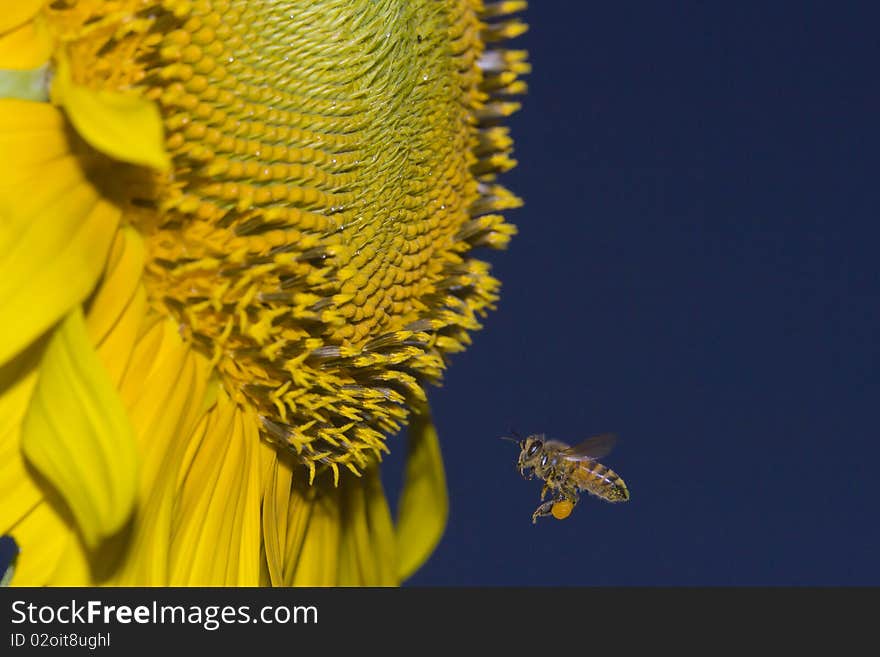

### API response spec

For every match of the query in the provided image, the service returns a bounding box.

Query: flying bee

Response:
[503,433,630,523]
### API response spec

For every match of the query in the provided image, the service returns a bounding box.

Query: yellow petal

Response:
[0,100,120,368]
[0,100,68,176]
[395,401,448,581]
[338,478,373,585]
[0,0,43,34]
[20,307,138,548]
[86,227,146,386]
[0,339,45,533]
[86,227,144,343]
[365,469,398,585]
[261,452,294,586]
[108,319,215,585]
[168,395,262,585]
[0,363,93,586]
[290,484,342,586]
[339,470,397,585]
[0,17,51,70]
[120,320,214,495]
[7,501,85,586]
[51,53,170,172]
[281,480,316,586]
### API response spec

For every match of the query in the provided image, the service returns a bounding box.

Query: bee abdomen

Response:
[578,461,630,502]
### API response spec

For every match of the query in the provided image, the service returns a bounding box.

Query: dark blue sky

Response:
[384,2,880,585]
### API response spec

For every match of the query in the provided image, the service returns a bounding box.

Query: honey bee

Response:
[504,433,630,523]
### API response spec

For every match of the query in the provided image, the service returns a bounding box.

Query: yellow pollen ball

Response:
[551,500,574,520]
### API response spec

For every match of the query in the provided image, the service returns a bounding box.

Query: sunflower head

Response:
[38,0,525,482]
[1,0,527,585]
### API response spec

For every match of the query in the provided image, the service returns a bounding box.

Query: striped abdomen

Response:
[573,460,630,502]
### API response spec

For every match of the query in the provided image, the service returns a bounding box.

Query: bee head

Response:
[517,435,544,479]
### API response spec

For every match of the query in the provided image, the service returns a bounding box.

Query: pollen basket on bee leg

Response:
[550,500,574,520]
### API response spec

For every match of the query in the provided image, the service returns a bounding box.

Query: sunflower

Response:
[0,0,527,585]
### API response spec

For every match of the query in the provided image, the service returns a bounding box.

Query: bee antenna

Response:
[499,436,520,444]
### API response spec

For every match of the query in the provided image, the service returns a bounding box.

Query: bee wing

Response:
[560,433,617,461]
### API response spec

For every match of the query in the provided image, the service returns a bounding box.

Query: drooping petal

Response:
[162,397,261,586]
[0,340,46,534]
[0,17,51,70]
[50,54,170,172]
[0,101,120,368]
[338,470,397,586]
[338,477,374,585]
[107,318,216,585]
[289,485,342,586]
[0,101,69,175]
[0,0,44,34]
[86,227,144,342]
[396,402,448,581]
[261,449,294,586]
[0,269,113,586]
[167,395,263,585]
[20,307,138,548]
[364,470,398,585]
[6,500,86,586]
[279,478,316,587]
[85,226,146,386]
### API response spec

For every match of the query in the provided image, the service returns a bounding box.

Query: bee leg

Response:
[531,501,555,524]
[541,469,562,501]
